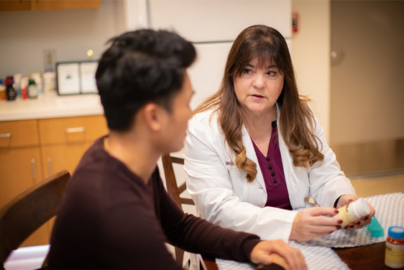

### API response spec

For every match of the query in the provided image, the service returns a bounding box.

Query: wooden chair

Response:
[0,170,71,270]
[161,154,195,266]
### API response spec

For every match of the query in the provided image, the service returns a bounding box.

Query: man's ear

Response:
[142,103,165,132]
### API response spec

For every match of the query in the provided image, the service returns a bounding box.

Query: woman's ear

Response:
[142,103,165,132]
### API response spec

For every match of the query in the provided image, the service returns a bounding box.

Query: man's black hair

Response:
[96,29,196,131]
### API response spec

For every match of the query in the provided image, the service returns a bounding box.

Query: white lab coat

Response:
[184,104,356,242]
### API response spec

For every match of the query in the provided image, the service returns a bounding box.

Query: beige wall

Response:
[330,1,404,145]
[0,0,125,79]
[1,0,335,143]
[292,0,331,141]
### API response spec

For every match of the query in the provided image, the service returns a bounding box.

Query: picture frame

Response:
[56,60,98,95]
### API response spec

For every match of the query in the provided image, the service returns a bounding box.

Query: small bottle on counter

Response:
[13,73,22,98]
[334,198,370,227]
[28,79,38,99]
[0,79,5,101]
[43,72,56,94]
[20,76,28,100]
[30,72,43,95]
[385,226,404,269]
[6,80,17,101]
[4,76,13,91]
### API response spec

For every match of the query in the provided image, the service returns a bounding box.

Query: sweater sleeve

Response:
[154,169,261,262]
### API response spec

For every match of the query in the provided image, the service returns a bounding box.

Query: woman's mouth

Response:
[251,94,264,100]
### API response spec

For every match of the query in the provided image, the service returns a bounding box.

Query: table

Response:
[204,242,404,270]
[332,242,397,270]
[202,256,219,270]
[202,193,404,269]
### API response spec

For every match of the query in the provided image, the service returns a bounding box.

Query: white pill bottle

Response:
[335,198,370,227]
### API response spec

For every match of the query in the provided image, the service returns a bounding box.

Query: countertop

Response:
[0,92,104,121]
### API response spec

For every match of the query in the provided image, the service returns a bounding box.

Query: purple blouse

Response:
[251,121,292,210]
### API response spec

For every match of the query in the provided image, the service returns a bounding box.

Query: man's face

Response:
[157,71,194,154]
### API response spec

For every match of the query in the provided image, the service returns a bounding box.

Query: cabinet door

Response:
[30,0,101,10]
[0,147,43,208]
[0,0,30,11]
[0,147,49,247]
[39,142,95,247]
[41,142,93,178]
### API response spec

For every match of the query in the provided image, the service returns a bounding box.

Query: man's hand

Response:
[289,207,341,242]
[337,195,376,229]
[257,253,291,270]
[250,239,307,270]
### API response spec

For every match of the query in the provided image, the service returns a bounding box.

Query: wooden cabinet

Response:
[30,0,101,11]
[0,147,43,209]
[0,115,108,247]
[0,0,100,12]
[0,0,30,11]
[0,120,39,148]
[0,120,42,207]
[0,120,47,247]
[38,115,108,178]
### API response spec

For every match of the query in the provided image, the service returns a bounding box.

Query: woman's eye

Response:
[267,71,277,76]
[243,69,252,74]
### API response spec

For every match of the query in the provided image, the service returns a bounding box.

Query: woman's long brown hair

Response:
[195,25,324,182]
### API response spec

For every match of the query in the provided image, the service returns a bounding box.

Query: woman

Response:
[184,25,375,242]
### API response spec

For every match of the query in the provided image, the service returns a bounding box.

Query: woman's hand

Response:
[289,207,341,242]
[336,195,376,229]
[250,239,307,270]
[335,194,357,209]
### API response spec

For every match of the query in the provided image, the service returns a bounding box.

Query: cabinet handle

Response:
[31,158,36,180]
[65,127,85,133]
[0,133,11,138]
[48,157,53,176]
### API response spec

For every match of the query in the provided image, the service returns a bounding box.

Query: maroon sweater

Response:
[47,137,262,270]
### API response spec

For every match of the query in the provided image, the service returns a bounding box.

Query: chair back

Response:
[161,154,194,208]
[0,170,70,269]
[161,154,194,265]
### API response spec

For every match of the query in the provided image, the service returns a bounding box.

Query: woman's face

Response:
[233,57,284,116]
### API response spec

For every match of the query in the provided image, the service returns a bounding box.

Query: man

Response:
[47,29,306,270]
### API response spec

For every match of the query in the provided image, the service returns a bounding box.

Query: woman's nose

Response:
[252,74,265,88]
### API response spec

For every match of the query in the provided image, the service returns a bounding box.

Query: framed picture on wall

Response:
[56,60,98,95]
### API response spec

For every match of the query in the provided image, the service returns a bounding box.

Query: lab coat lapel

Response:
[241,125,266,190]
[276,104,293,193]
[276,103,306,208]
